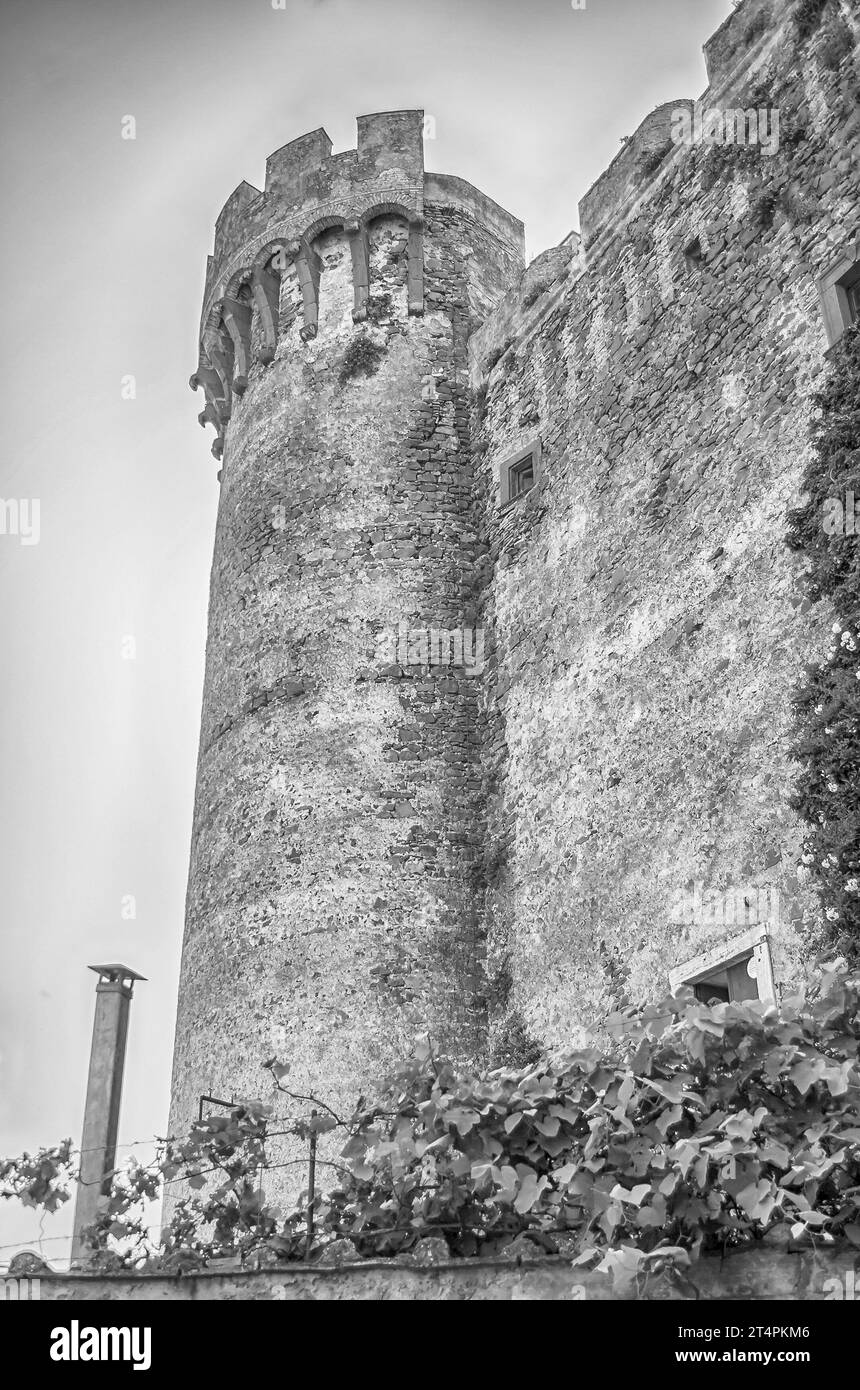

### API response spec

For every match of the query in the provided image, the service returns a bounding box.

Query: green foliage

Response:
[697,75,810,206]
[750,187,782,231]
[318,964,860,1274]
[365,289,394,325]
[819,20,854,72]
[488,1011,543,1069]
[742,6,771,48]
[87,1103,288,1273]
[795,0,833,42]
[338,332,386,385]
[5,966,860,1285]
[786,327,860,952]
[699,142,752,194]
[483,337,514,377]
[635,140,674,182]
[0,1140,73,1213]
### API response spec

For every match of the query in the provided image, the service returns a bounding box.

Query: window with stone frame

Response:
[817,238,860,350]
[499,439,542,508]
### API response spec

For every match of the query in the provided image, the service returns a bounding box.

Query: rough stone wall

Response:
[471,0,860,1051]
[170,113,525,1204]
[172,2,859,1213]
[32,1245,860,1301]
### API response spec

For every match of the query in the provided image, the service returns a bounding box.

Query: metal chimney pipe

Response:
[70,964,145,1266]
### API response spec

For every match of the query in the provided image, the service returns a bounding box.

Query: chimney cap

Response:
[88,963,147,984]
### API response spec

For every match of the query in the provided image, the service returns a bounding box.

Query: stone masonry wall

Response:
[172,3,859,1220]
[471,0,860,1053]
[32,1245,860,1302]
[170,114,525,1207]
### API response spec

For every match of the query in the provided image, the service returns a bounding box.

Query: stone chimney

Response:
[71,964,145,1266]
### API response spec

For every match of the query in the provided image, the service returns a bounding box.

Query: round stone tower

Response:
[169,111,524,1197]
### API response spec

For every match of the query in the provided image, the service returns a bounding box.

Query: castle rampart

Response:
[171,0,860,1203]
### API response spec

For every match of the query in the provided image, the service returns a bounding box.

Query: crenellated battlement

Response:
[192,111,428,458]
[191,109,524,462]
[191,3,816,459]
[209,111,425,273]
[264,127,333,203]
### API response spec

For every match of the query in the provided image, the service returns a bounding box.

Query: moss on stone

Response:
[338,332,386,385]
[488,1011,543,1068]
[794,0,832,42]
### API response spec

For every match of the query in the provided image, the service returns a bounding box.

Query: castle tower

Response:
[169,112,524,1187]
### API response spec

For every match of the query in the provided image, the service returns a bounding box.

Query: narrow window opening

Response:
[498,439,542,509]
[670,927,776,1006]
[509,455,534,499]
[818,239,860,348]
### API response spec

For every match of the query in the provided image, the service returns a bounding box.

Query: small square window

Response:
[499,439,542,508]
[817,238,860,348]
[669,926,776,1006]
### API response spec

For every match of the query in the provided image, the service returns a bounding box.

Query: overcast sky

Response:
[0,0,731,1265]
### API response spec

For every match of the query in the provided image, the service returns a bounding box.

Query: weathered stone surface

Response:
[32,1247,860,1301]
[171,1,860,1217]
[8,1250,52,1276]
[471,0,859,1054]
[171,115,525,1212]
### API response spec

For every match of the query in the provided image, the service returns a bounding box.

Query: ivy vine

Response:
[4,963,860,1288]
[787,326,860,954]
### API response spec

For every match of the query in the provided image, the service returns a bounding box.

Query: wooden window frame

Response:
[669,925,777,1006]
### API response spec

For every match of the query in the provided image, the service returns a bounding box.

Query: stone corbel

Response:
[290,239,320,340]
[197,400,221,431]
[190,364,228,463]
[407,215,425,315]
[190,364,229,425]
[222,293,253,395]
[345,220,370,322]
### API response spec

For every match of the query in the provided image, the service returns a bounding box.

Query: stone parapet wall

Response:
[31,1246,860,1301]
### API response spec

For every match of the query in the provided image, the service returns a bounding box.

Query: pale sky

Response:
[0,0,731,1265]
